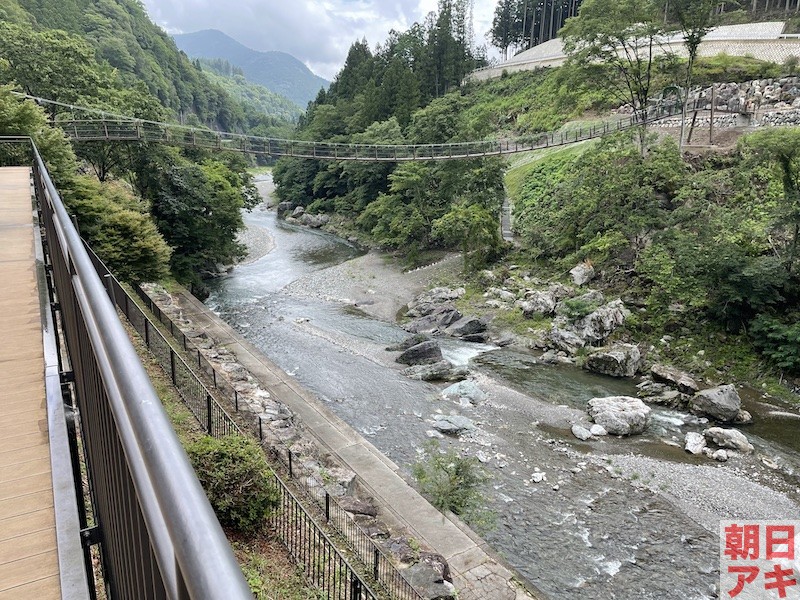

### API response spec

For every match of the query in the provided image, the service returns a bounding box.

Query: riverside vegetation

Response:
[2,0,800,594]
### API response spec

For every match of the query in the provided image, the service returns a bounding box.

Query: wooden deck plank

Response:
[0,509,56,542]
[0,488,53,523]
[0,456,51,484]
[0,554,59,593]
[0,167,59,599]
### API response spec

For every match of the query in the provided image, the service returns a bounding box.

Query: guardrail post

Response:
[351,575,362,600]
[325,492,330,521]
[170,349,177,385]
[206,394,213,435]
[144,319,150,347]
[288,450,293,477]
[212,369,217,388]
[258,416,263,441]
[373,548,379,581]
[234,390,239,412]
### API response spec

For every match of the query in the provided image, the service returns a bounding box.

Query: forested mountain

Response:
[273,0,800,381]
[174,29,328,108]
[273,0,496,266]
[0,0,272,293]
[197,58,302,126]
[8,0,245,129]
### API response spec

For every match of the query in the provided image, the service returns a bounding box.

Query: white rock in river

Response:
[587,396,651,436]
[712,449,729,462]
[684,432,707,455]
[441,380,487,405]
[703,426,754,453]
[431,414,476,435]
[590,424,607,436]
[571,424,592,441]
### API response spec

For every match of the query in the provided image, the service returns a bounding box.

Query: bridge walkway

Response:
[0,167,61,599]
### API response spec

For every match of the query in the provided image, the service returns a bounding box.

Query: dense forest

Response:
[272,0,800,383]
[0,0,283,292]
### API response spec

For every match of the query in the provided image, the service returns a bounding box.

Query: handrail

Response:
[28,139,252,599]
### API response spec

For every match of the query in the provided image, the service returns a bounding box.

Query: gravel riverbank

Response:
[228,174,800,599]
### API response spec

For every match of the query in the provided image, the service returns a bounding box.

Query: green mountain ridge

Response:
[197,58,302,126]
[173,29,329,109]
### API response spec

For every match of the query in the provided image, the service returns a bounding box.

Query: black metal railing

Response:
[20,137,252,600]
[102,277,424,600]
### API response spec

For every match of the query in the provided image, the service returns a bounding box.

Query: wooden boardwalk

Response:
[0,167,61,599]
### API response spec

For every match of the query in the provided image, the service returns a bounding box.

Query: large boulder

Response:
[574,299,630,345]
[404,306,462,334]
[703,427,754,453]
[299,212,330,228]
[406,287,465,318]
[401,361,469,382]
[517,290,557,317]
[587,396,651,436]
[684,432,707,455]
[445,316,487,338]
[651,364,699,394]
[584,344,643,377]
[431,414,476,435]
[387,334,430,352]
[569,262,596,286]
[550,299,629,354]
[691,384,741,422]
[441,380,487,405]
[396,341,443,366]
[549,326,587,354]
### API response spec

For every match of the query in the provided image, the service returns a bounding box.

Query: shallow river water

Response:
[206,199,800,600]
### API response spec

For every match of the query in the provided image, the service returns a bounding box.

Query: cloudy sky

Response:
[141,0,499,80]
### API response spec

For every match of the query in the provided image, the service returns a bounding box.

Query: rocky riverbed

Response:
[208,179,800,599]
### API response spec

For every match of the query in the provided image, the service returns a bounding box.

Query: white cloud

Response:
[141,0,498,80]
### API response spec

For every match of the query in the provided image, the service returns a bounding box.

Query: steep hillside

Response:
[198,58,302,125]
[174,29,328,108]
[10,0,240,128]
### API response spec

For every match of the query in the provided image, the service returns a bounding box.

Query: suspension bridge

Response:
[15,92,705,162]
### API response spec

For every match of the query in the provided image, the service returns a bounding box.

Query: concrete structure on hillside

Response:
[468,22,800,82]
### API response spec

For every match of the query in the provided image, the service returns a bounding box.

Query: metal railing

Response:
[18,137,252,600]
[120,283,424,600]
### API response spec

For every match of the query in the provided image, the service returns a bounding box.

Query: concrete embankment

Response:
[167,284,543,600]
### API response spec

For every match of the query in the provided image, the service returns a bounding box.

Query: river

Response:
[205,181,800,600]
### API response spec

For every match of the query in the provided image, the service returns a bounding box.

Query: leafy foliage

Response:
[64,176,171,282]
[197,58,301,126]
[412,440,491,520]
[187,435,279,534]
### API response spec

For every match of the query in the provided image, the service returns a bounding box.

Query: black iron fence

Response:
[113,279,425,600]
[21,137,253,599]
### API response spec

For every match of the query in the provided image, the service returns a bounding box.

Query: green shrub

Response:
[751,314,800,373]
[187,435,279,533]
[558,296,602,320]
[412,440,491,522]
